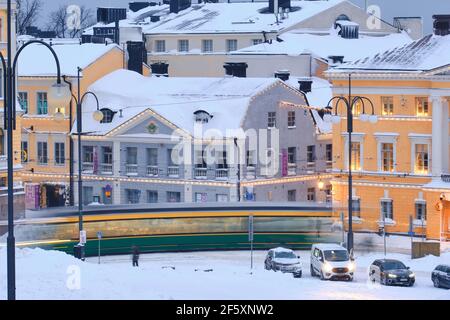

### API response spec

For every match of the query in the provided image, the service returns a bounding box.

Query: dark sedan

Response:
[369,259,415,286]
[431,265,450,289]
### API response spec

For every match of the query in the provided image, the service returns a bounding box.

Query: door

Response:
[312,248,322,272]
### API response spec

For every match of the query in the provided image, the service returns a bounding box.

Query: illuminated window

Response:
[352,100,362,115]
[414,144,429,174]
[381,96,394,115]
[350,142,361,171]
[416,97,429,116]
[381,143,394,172]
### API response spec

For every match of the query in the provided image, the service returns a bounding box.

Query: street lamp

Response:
[323,75,377,253]
[4,9,71,299]
[54,66,103,259]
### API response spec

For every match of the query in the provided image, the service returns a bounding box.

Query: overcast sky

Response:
[37,0,450,34]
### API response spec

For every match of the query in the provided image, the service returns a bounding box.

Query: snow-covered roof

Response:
[17,43,120,77]
[145,0,344,34]
[333,34,450,72]
[272,247,295,253]
[78,69,287,137]
[313,243,347,250]
[234,31,412,63]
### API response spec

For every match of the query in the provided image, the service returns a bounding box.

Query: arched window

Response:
[100,108,116,123]
[193,110,212,123]
[335,14,351,22]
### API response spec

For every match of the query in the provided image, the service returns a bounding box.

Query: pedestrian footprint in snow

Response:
[132,246,140,267]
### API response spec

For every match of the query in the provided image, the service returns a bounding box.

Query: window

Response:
[246,150,256,167]
[54,142,65,165]
[351,142,361,170]
[167,191,181,203]
[307,145,316,163]
[352,199,361,217]
[267,112,276,128]
[414,144,429,174]
[37,141,48,164]
[83,146,94,163]
[167,148,178,166]
[226,39,237,52]
[126,147,137,164]
[18,92,28,114]
[415,202,426,221]
[288,111,296,127]
[352,100,362,115]
[381,143,394,172]
[195,150,207,168]
[37,92,48,115]
[288,147,296,165]
[195,192,208,203]
[178,39,189,52]
[102,146,112,164]
[381,199,393,220]
[326,144,332,164]
[147,148,158,166]
[307,188,315,201]
[416,97,429,116]
[100,108,115,123]
[126,189,140,204]
[252,39,263,46]
[288,190,296,202]
[381,96,394,115]
[216,151,228,169]
[147,190,158,203]
[155,40,166,52]
[202,39,213,52]
[216,194,228,202]
[21,141,28,163]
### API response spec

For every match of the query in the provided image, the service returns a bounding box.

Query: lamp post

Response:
[233,137,241,202]
[323,74,377,253]
[55,67,103,259]
[4,1,72,298]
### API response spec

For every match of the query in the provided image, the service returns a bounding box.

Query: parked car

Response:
[369,259,415,286]
[264,247,302,278]
[431,265,450,289]
[310,243,355,281]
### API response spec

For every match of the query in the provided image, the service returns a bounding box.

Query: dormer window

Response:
[100,108,116,123]
[194,110,212,124]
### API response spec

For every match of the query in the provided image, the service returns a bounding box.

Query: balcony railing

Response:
[82,162,94,173]
[442,174,450,183]
[167,166,179,177]
[146,165,159,177]
[126,164,138,175]
[246,166,256,179]
[288,163,297,176]
[194,167,208,179]
[100,163,113,175]
[215,168,229,180]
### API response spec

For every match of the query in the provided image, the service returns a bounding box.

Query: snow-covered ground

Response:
[1,241,449,300]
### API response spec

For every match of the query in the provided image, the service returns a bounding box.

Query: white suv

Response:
[310,244,355,281]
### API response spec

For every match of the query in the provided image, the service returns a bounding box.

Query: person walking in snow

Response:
[132,246,140,267]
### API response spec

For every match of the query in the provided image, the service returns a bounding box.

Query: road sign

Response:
[248,215,254,241]
[97,231,103,239]
[80,230,87,244]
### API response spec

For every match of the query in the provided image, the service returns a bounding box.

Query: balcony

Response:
[194,167,208,179]
[100,163,113,175]
[215,168,229,180]
[246,166,256,179]
[442,174,450,183]
[125,164,138,176]
[146,165,159,177]
[288,163,297,176]
[167,166,179,178]
[82,162,94,173]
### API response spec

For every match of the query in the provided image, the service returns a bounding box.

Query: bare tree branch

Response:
[16,0,43,35]
[47,5,94,38]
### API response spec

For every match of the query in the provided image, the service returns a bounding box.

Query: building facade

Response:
[73,70,332,205]
[327,16,450,241]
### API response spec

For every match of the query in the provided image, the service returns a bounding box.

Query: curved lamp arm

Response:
[80,91,100,110]
[351,96,375,115]
[325,96,351,115]
[0,52,6,129]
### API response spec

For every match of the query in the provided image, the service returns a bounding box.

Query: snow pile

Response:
[1,247,450,300]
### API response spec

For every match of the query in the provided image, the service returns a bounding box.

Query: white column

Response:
[441,98,449,173]
[113,141,120,176]
[432,96,444,178]
[184,183,193,203]
[113,180,121,205]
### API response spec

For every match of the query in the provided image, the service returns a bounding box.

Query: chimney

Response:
[298,78,313,93]
[328,56,344,65]
[269,0,291,14]
[151,62,169,77]
[170,0,191,14]
[274,70,290,81]
[335,20,359,39]
[129,2,151,12]
[223,62,248,78]
[97,7,127,24]
[150,16,161,22]
[127,41,146,74]
[433,15,450,36]
[114,20,120,44]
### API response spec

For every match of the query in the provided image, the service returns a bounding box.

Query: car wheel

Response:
[381,276,387,286]
[433,277,440,288]
[408,281,414,287]
[264,261,270,270]
[310,264,315,277]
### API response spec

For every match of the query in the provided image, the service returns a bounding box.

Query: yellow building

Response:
[17,41,149,208]
[326,17,450,241]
